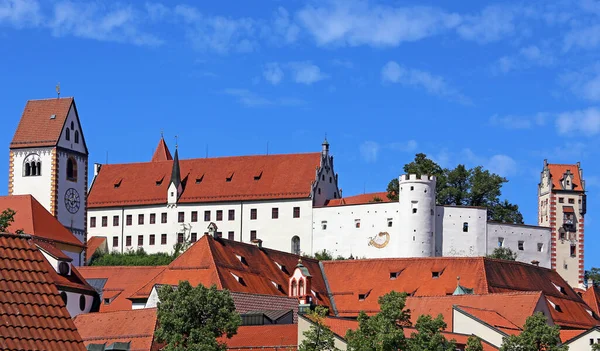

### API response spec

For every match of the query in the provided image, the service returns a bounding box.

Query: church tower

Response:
[9,97,88,244]
[538,160,586,288]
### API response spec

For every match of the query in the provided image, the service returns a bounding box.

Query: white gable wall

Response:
[10,148,54,211]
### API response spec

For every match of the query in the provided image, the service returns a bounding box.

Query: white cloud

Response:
[456,5,517,44]
[267,7,300,44]
[297,0,460,47]
[560,64,600,102]
[556,108,600,136]
[489,113,547,129]
[564,24,600,51]
[461,148,517,177]
[222,89,305,107]
[381,61,471,105]
[360,141,380,163]
[0,0,42,27]
[492,45,555,74]
[388,140,418,152]
[288,61,328,85]
[263,62,284,85]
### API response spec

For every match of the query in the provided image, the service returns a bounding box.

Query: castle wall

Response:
[435,206,487,257]
[486,222,551,268]
[398,174,436,257]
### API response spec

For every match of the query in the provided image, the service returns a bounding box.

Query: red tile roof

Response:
[88,152,321,207]
[230,291,299,322]
[560,329,588,343]
[455,305,522,335]
[547,164,583,191]
[85,236,107,263]
[77,266,166,312]
[0,234,86,350]
[151,137,172,162]
[324,192,391,207]
[73,308,158,351]
[582,286,600,316]
[0,194,83,248]
[129,235,333,310]
[222,325,297,351]
[10,98,74,149]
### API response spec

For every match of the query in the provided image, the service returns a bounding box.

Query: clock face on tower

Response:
[64,188,81,214]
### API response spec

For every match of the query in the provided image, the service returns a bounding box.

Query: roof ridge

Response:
[27,97,74,102]
[76,308,157,317]
[206,235,224,290]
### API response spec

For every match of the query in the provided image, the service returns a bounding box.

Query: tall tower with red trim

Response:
[538,160,586,288]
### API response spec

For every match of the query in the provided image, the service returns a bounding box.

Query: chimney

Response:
[530,260,540,267]
[94,163,102,177]
[251,238,263,248]
[588,278,594,290]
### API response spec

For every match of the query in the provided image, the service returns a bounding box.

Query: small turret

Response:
[398,174,437,258]
[321,137,329,157]
[289,259,313,314]
[167,148,182,206]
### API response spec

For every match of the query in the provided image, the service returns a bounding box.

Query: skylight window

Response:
[358,290,371,301]
[155,175,164,186]
[231,272,246,286]
[226,171,234,182]
[195,174,204,184]
[114,178,123,188]
[547,298,562,312]
[235,254,248,266]
[274,261,288,274]
[254,171,263,180]
[552,282,567,295]
[432,271,440,278]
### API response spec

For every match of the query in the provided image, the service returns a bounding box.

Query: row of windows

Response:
[91,207,303,228]
[22,154,78,181]
[65,122,81,144]
[497,237,544,252]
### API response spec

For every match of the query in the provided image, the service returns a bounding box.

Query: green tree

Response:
[465,335,484,351]
[489,200,524,224]
[89,248,176,266]
[314,249,334,261]
[388,153,445,201]
[346,291,411,351]
[592,343,600,351]
[154,281,241,351]
[299,306,339,351]
[487,247,517,261]
[500,312,567,351]
[0,208,16,232]
[406,314,456,351]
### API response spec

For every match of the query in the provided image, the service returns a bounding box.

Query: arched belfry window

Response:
[299,279,305,296]
[291,236,300,255]
[67,157,78,181]
[74,130,80,144]
[65,128,70,141]
[23,154,41,177]
[291,280,297,296]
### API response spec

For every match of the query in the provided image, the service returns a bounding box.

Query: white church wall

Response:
[486,222,551,268]
[312,202,399,258]
[10,148,53,210]
[436,206,488,257]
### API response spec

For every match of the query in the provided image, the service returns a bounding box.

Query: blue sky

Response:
[1,0,600,267]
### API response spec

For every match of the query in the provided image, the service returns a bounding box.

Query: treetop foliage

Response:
[89,248,176,266]
[298,306,339,351]
[0,208,17,233]
[500,312,566,351]
[406,314,456,351]
[487,247,518,261]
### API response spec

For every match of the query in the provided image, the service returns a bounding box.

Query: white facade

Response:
[11,148,54,211]
[312,174,551,266]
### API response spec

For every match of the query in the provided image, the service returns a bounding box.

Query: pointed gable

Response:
[547,163,584,191]
[11,97,74,149]
[151,137,172,162]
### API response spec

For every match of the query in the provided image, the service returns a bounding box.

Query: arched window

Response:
[291,280,297,296]
[67,157,77,181]
[23,154,41,177]
[299,279,305,296]
[75,130,79,144]
[65,128,70,141]
[291,236,300,255]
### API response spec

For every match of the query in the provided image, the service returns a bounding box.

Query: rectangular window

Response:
[571,245,576,257]
[568,198,575,204]
[90,217,96,228]
[250,209,257,220]
[387,218,393,227]
[150,213,156,224]
[138,235,143,246]
[113,216,119,226]
[293,207,300,218]
[272,208,279,219]
[191,233,197,242]
[559,197,564,203]
[355,219,361,228]
[204,210,211,221]
[228,209,235,221]
[149,234,155,245]
[161,234,167,245]
[250,230,257,241]
[100,216,107,227]
[138,214,144,225]
[463,222,469,232]
[126,215,132,226]
[126,236,132,247]
[112,236,118,247]
[161,213,167,223]
[177,233,184,244]
[537,243,543,252]
[191,211,198,222]
[518,241,524,251]
[228,231,235,240]
[498,237,504,247]
[321,221,327,230]
[178,212,185,223]
[216,210,223,221]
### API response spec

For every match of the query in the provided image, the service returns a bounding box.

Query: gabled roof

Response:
[583,286,600,316]
[221,324,298,351]
[128,235,332,310]
[547,163,584,191]
[77,266,167,312]
[323,192,392,207]
[86,236,107,264]
[230,291,299,323]
[0,194,83,248]
[88,152,321,208]
[151,137,172,162]
[10,97,75,149]
[455,305,522,335]
[0,234,86,350]
[73,308,158,351]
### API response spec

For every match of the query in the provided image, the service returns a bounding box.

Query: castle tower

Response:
[9,98,88,245]
[538,160,586,288]
[398,174,436,257]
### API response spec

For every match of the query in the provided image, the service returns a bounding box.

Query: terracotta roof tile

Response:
[85,236,107,263]
[582,286,600,316]
[0,234,86,351]
[73,308,157,351]
[10,98,74,148]
[547,163,583,191]
[78,266,166,312]
[221,324,297,351]
[88,152,321,207]
[560,329,588,343]
[455,305,522,335]
[324,192,391,207]
[0,194,83,248]
[151,137,173,162]
[231,292,299,323]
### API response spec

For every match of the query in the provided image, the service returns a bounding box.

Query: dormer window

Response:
[254,171,262,181]
[114,178,122,188]
[432,271,440,278]
[226,171,234,182]
[195,174,204,184]
[231,272,246,286]
[236,254,248,265]
[156,175,164,186]
[390,271,401,280]
[358,290,371,301]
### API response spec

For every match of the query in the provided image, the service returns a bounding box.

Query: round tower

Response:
[398,174,436,257]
